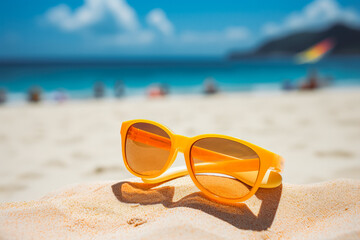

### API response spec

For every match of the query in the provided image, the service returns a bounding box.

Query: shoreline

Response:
[2,84,360,107]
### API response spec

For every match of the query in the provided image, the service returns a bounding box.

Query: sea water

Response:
[0,57,360,102]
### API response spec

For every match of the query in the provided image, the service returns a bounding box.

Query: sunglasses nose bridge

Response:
[173,134,190,153]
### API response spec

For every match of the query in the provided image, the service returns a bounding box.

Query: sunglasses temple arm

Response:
[141,166,189,184]
[271,155,284,172]
[141,162,255,185]
[141,162,282,188]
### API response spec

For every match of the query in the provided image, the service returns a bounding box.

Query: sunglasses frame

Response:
[121,119,283,204]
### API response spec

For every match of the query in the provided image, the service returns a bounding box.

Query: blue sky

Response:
[0,0,359,58]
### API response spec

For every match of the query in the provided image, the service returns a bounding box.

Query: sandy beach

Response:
[1,177,359,239]
[0,88,360,239]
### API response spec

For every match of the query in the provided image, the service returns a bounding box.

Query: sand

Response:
[0,88,360,239]
[0,177,359,239]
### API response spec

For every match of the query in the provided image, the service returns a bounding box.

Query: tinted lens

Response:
[190,137,260,199]
[125,122,171,176]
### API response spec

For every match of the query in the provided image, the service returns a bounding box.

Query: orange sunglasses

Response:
[120,119,284,204]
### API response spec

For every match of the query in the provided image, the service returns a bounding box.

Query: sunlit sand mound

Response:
[0,177,359,240]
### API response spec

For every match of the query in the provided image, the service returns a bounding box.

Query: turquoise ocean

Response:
[1,57,360,102]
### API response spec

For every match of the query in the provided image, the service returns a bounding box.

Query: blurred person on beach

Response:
[93,81,105,98]
[114,80,125,98]
[203,77,218,95]
[147,83,169,98]
[0,88,6,104]
[54,88,68,103]
[300,69,333,90]
[27,87,42,103]
[300,69,320,90]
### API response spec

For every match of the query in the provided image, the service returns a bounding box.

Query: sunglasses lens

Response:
[125,122,171,176]
[190,137,260,199]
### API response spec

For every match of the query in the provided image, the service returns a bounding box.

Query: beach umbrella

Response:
[295,38,335,64]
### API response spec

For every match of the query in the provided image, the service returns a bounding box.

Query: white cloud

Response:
[106,0,139,31]
[44,0,139,32]
[262,0,360,36]
[225,27,250,40]
[43,1,249,48]
[180,26,250,44]
[146,9,174,36]
[43,0,176,46]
